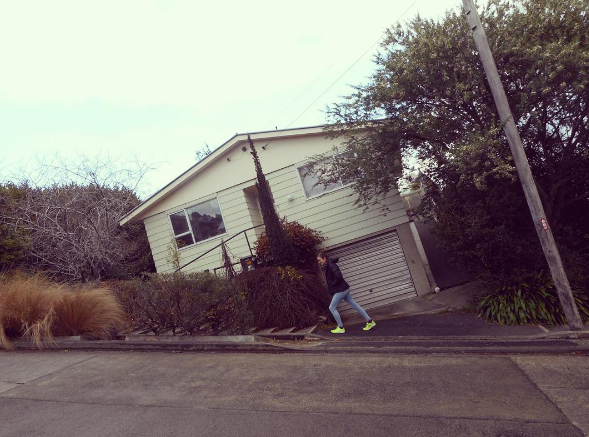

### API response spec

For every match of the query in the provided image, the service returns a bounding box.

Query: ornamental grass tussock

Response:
[0,273,126,349]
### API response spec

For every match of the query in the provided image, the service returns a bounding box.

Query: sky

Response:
[0,0,462,198]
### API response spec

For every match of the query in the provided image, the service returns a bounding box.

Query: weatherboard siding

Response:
[143,158,409,274]
[267,164,409,251]
[144,162,409,274]
[145,181,259,274]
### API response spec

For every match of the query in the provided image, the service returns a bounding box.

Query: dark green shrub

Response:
[478,272,589,326]
[254,219,324,270]
[236,266,331,329]
[110,272,253,335]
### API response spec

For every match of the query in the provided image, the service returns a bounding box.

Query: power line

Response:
[261,0,421,150]
[267,55,343,129]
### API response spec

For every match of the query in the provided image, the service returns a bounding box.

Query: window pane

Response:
[186,199,226,243]
[175,234,194,248]
[298,164,341,198]
[170,211,189,235]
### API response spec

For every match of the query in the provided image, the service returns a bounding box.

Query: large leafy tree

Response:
[319,0,589,285]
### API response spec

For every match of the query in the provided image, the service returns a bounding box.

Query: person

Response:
[317,251,376,334]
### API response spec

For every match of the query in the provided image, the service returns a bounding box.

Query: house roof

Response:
[119,124,327,226]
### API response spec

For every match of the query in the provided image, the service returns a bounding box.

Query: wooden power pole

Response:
[461,0,583,330]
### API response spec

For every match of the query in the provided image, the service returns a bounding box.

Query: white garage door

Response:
[326,231,418,317]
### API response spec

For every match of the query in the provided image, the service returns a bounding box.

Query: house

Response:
[120,125,431,317]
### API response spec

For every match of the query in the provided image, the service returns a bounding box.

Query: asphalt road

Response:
[1,350,587,437]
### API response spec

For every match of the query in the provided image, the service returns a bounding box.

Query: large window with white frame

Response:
[297,157,350,199]
[169,198,226,248]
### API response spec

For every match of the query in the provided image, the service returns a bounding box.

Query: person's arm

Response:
[328,263,344,288]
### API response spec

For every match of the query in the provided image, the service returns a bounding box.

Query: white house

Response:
[120,125,431,317]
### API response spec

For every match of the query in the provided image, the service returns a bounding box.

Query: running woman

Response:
[317,251,376,334]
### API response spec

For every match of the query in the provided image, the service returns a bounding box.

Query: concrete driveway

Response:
[0,350,587,437]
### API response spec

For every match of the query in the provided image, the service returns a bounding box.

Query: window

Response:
[297,158,350,199]
[169,198,226,248]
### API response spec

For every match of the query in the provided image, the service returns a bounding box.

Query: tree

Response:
[0,155,156,281]
[247,135,296,267]
[0,184,29,271]
[318,0,589,286]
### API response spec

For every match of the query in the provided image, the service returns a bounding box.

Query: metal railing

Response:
[175,224,265,273]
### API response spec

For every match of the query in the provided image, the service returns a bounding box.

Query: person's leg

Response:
[329,290,348,328]
[344,292,371,322]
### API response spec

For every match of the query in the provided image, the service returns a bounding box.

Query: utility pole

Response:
[461,0,583,330]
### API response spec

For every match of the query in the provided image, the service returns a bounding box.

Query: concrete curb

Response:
[537,330,589,340]
[10,336,295,353]
[313,330,589,342]
[299,344,589,355]
[7,333,589,355]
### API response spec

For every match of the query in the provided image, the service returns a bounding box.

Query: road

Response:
[1,350,587,437]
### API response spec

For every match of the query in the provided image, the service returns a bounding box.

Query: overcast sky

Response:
[0,0,462,197]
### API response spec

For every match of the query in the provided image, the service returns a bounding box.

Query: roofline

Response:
[234,122,327,137]
[119,123,328,226]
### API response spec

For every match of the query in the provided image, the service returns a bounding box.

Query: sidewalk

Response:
[326,280,588,338]
[317,311,547,338]
[311,311,589,355]
[340,280,486,326]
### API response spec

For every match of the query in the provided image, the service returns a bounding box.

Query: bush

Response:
[478,272,589,326]
[52,288,126,338]
[236,266,331,329]
[254,219,324,269]
[111,272,253,335]
[0,273,126,349]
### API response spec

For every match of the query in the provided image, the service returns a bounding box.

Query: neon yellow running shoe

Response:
[363,320,376,331]
[331,326,346,334]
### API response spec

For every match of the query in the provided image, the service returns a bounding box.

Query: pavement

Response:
[1,350,588,436]
[341,280,487,326]
[317,312,547,338]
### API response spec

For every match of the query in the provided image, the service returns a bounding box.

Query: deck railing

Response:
[175,224,265,273]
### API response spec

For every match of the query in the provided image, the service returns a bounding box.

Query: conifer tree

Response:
[247,135,296,267]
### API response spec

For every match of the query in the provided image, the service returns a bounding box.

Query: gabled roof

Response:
[119,124,326,226]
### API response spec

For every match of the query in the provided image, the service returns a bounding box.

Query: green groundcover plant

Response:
[478,272,589,326]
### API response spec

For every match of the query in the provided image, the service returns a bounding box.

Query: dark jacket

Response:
[323,257,350,295]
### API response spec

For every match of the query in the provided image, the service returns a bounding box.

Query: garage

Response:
[326,230,418,317]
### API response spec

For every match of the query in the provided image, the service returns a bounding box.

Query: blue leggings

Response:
[329,289,370,328]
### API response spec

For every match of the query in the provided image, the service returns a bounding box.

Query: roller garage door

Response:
[326,231,418,317]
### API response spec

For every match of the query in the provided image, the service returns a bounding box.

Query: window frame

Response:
[296,154,352,200]
[167,196,228,250]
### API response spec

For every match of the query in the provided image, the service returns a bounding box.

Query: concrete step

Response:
[273,327,296,335]
[293,324,318,335]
